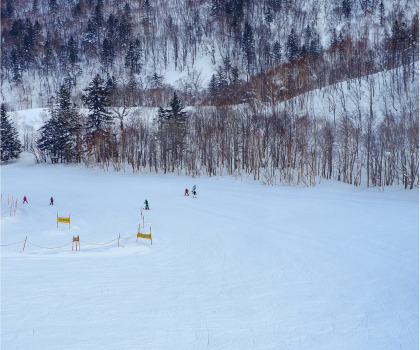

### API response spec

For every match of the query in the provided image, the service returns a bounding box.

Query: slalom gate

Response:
[57,213,71,229]
[137,226,152,245]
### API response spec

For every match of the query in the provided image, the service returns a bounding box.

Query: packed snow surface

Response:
[1,153,418,349]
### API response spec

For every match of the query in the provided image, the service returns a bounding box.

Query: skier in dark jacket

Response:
[50,197,54,205]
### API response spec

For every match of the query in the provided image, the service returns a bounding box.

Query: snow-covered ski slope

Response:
[1,153,418,349]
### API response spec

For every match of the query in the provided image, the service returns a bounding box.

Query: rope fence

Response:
[27,241,74,250]
[1,231,146,252]
[80,237,119,246]
[120,232,137,241]
[0,240,26,247]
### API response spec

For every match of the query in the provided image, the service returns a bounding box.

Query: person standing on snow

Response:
[50,197,54,205]
[23,196,28,204]
[185,188,189,196]
[144,199,149,210]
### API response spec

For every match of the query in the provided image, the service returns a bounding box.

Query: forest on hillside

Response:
[1,0,418,188]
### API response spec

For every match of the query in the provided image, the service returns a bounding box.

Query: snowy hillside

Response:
[2,0,418,110]
[1,153,418,349]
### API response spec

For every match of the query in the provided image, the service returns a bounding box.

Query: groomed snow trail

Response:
[1,154,418,349]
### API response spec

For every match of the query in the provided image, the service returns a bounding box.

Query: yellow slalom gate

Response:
[137,226,152,245]
[57,213,71,229]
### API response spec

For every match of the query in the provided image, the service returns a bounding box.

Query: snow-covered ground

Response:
[1,153,418,349]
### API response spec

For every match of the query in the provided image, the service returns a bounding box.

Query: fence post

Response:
[118,233,120,247]
[23,236,27,251]
[72,236,80,251]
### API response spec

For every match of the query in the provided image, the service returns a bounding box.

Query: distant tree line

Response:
[29,72,418,189]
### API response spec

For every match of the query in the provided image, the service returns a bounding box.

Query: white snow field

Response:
[1,153,418,350]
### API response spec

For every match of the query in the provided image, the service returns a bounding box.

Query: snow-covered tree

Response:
[1,104,22,161]
[83,74,113,142]
[37,86,83,163]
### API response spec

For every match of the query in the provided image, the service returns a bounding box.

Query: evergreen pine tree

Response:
[157,93,188,157]
[272,41,282,63]
[42,33,54,74]
[93,2,103,27]
[101,37,115,69]
[304,25,312,52]
[151,73,163,89]
[3,0,14,18]
[265,7,274,24]
[379,2,385,26]
[37,97,58,159]
[142,0,152,28]
[84,19,97,43]
[56,85,83,162]
[1,104,22,161]
[32,0,38,12]
[242,22,255,80]
[125,39,142,74]
[67,36,78,66]
[106,14,119,41]
[341,0,352,18]
[286,28,300,62]
[208,74,218,102]
[216,65,228,89]
[309,29,322,56]
[72,0,82,17]
[37,86,82,162]
[210,0,222,18]
[223,56,232,80]
[49,0,59,12]
[22,19,35,68]
[83,74,113,142]
[168,93,187,122]
[231,66,240,87]
[119,3,132,44]
[10,49,21,82]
